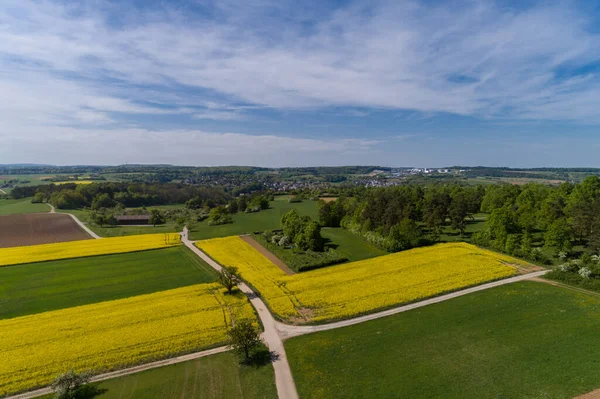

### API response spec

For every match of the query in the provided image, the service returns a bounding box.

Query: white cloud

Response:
[1,0,599,122]
[1,0,600,166]
[0,126,382,166]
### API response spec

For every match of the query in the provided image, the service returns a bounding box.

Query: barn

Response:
[116,215,150,226]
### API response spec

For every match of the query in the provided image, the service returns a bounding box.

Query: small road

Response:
[45,203,101,239]
[4,346,229,399]
[276,270,549,338]
[0,188,7,195]
[182,233,299,399]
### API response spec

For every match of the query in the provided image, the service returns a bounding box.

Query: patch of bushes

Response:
[254,232,347,272]
[546,254,600,291]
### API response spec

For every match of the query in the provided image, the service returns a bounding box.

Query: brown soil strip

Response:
[318,197,338,203]
[239,235,295,275]
[506,262,545,274]
[0,213,92,248]
[573,388,600,399]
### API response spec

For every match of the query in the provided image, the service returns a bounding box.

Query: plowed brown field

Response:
[0,213,91,248]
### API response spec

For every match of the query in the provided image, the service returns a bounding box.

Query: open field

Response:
[197,238,529,323]
[0,283,255,396]
[286,281,600,399]
[0,233,180,267]
[439,213,488,242]
[0,198,48,215]
[321,227,387,262]
[189,198,318,241]
[63,206,184,237]
[39,351,278,399]
[0,246,217,319]
[54,180,96,185]
[0,213,91,248]
[318,197,338,203]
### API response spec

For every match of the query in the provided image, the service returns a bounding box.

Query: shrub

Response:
[579,267,592,279]
[51,370,90,399]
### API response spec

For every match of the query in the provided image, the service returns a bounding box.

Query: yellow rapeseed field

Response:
[0,233,181,267]
[54,180,96,185]
[197,237,525,323]
[0,283,255,396]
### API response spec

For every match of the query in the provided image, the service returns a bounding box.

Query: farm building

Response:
[116,215,150,225]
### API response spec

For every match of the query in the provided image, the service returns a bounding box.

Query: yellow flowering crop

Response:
[197,238,522,323]
[0,233,181,267]
[54,180,96,185]
[0,283,255,396]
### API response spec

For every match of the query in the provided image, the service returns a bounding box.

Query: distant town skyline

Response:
[1,0,600,167]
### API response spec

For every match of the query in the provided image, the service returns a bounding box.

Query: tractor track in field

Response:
[4,347,230,399]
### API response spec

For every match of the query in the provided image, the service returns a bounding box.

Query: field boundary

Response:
[275,270,549,338]
[4,346,230,399]
[59,208,101,239]
[239,235,295,275]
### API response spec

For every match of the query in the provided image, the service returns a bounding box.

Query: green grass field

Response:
[0,246,217,319]
[40,351,277,399]
[321,228,387,262]
[189,198,319,241]
[439,212,488,242]
[63,207,183,237]
[286,281,600,399]
[0,198,49,215]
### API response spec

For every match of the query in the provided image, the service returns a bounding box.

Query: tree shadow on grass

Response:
[75,384,108,399]
[323,237,339,250]
[241,345,275,368]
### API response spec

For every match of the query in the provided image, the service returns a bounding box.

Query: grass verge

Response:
[0,198,49,215]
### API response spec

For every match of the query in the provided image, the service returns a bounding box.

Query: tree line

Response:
[317,177,600,261]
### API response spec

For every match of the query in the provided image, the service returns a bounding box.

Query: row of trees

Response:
[473,176,600,258]
[317,177,600,258]
[317,184,484,251]
[18,182,232,209]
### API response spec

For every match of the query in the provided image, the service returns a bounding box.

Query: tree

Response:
[486,206,520,249]
[449,189,470,236]
[91,193,113,210]
[149,209,166,227]
[238,196,248,212]
[219,266,240,293]
[90,211,107,227]
[51,370,90,399]
[281,210,303,241]
[228,199,239,214]
[106,215,118,227]
[388,218,421,251]
[208,206,232,225]
[32,191,45,203]
[545,218,573,254]
[227,320,263,361]
[294,220,324,251]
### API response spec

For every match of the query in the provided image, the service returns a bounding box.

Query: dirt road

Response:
[45,204,101,239]
[276,270,549,338]
[183,236,299,399]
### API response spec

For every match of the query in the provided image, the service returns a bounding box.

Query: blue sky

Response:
[1,0,600,167]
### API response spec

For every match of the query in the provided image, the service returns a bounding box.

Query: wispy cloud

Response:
[1,0,600,165]
[2,0,599,122]
[0,126,382,166]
